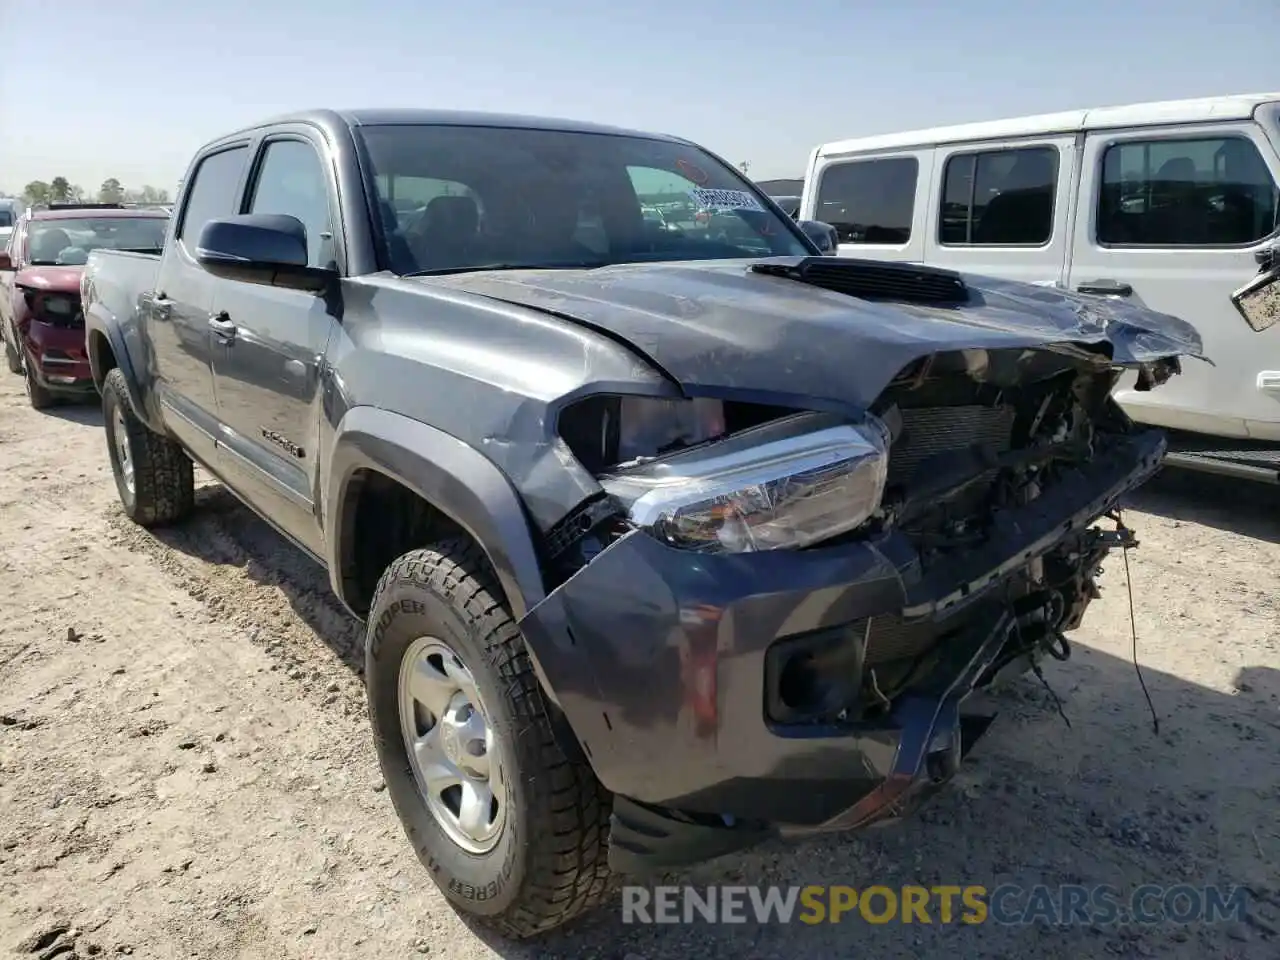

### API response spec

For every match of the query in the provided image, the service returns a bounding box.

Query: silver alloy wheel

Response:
[398,637,505,853]
[112,405,135,496]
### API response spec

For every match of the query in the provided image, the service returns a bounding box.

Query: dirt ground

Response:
[0,372,1277,960]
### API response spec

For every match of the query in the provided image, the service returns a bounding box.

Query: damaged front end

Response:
[513,269,1182,874]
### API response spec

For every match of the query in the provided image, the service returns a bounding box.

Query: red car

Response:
[0,204,168,408]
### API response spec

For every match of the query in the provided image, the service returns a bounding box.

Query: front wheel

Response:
[4,331,21,375]
[366,540,611,938]
[23,356,54,409]
[101,368,195,526]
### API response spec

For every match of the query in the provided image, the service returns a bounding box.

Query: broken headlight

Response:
[599,411,889,553]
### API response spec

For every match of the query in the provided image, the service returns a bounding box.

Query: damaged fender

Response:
[325,406,548,620]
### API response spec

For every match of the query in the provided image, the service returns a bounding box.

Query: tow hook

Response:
[1094,510,1139,550]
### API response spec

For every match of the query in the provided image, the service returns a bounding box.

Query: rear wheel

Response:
[366,540,611,938]
[102,368,194,526]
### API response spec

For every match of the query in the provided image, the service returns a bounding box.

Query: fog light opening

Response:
[778,651,823,711]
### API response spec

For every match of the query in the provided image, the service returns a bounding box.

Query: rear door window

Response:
[177,146,250,250]
[939,146,1059,245]
[1097,135,1279,246]
[814,157,918,244]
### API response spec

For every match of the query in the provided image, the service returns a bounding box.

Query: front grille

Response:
[887,404,1017,490]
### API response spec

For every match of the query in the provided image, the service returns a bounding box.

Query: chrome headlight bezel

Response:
[599,410,890,554]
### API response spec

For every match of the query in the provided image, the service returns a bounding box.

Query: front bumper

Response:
[24,321,93,392]
[518,428,1165,866]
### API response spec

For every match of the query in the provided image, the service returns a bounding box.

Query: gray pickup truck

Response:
[81,108,1209,937]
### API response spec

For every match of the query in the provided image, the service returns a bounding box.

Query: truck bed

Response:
[82,249,162,330]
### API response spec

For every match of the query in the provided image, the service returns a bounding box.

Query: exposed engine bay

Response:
[552,343,1157,726]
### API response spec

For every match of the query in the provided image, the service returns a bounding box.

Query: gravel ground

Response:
[0,371,1277,960]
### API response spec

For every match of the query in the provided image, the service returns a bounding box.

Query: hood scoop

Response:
[751,256,970,305]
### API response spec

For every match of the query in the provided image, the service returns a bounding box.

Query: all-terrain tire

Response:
[366,539,612,939]
[102,367,195,527]
[4,332,21,374]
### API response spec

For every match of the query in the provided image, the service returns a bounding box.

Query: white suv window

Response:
[1098,136,1279,247]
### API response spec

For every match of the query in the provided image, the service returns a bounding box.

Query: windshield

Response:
[0,211,13,228]
[28,216,168,265]
[359,124,809,275]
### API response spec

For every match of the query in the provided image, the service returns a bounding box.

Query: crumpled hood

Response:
[430,257,1205,411]
[15,265,83,294]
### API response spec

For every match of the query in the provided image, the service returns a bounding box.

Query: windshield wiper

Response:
[401,260,608,278]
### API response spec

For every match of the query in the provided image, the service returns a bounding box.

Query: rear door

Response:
[808,150,933,263]
[921,134,1080,286]
[1067,121,1280,441]
[209,130,341,556]
[148,143,252,466]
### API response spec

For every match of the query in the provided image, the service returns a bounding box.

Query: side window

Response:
[814,157,918,244]
[627,164,699,222]
[249,140,335,268]
[939,146,1058,245]
[178,146,249,248]
[1098,135,1280,246]
[627,164,703,249]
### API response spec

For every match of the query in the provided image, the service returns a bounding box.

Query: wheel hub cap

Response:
[398,638,505,853]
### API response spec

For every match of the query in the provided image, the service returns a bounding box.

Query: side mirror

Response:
[196,214,335,293]
[0,251,12,271]
[1231,268,1280,333]
[797,219,839,255]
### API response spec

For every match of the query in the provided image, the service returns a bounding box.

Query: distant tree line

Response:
[16,178,171,208]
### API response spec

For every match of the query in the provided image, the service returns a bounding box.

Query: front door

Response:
[148,144,252,466]
[1067,121,1280,441]
[210,134,341,556]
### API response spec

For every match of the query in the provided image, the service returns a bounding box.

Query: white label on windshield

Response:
[689,187,765,212]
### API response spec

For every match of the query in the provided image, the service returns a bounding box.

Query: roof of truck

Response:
[223,108,687,144]
[816,91,1280,159]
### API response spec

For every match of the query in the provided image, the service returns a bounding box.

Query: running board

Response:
[1162,433,1280,485]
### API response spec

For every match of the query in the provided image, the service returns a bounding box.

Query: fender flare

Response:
[84,308,157,430]
[325,406,548,621]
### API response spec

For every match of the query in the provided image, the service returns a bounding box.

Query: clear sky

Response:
[0,0,1274,196]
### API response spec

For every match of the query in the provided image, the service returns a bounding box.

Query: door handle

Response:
[208,313,236,342]
[1076,279,1133,297]
[151,293,174,319]
[1258,371,1280,394]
